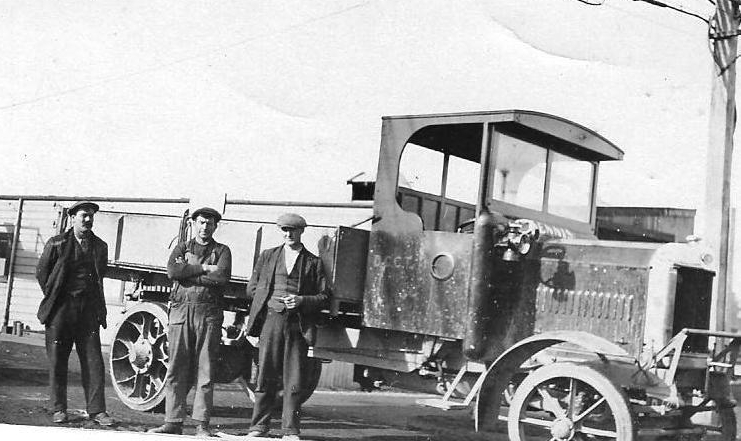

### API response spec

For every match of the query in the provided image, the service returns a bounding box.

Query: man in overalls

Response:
[149,207,232,437]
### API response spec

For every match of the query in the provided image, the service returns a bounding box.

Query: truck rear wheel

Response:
[507,363,635,441]
[109,302,169,412]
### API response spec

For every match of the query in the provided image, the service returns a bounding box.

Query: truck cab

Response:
[360,110,624,360]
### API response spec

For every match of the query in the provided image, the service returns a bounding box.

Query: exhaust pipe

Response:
[463,207,502,360]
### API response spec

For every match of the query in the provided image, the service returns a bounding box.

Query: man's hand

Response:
[202,264,219,273]
[282,294,302,310]
[246,335,259,348]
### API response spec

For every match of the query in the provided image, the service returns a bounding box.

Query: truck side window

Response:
[445,156,479,205]
[492,134,547,211]
[398,143,443,195]
[396,124,481,231]
[548,152,594,222]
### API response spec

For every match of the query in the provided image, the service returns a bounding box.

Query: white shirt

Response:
[73,232,87,246]
[284,244,302,274]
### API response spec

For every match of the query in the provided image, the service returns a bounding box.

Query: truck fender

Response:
[473,331,639,432]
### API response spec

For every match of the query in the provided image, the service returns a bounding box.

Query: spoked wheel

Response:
[109,302,169,411]
[507,363,635,441]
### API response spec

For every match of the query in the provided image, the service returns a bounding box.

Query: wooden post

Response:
[706,0,739,331]
[2,198,24,333]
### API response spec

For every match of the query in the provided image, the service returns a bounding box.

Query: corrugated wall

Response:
[0,200,61,331]
[317,360,355,390]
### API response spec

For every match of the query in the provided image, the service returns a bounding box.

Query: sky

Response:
[5,1,741,316]
[0,0,721,209]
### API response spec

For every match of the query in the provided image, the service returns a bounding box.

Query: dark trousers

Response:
[250,309,307,436]
[163,303,222,423]
[45,294,106,414]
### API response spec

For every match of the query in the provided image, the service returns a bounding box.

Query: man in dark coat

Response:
[245,213,330,441]
[149,207,232,437]
[35,201,115,426]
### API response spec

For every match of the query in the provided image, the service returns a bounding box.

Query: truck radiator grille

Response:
[536,287,635,321]
[672,266,713,352]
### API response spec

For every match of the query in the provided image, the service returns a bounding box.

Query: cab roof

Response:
[382,109,623,162]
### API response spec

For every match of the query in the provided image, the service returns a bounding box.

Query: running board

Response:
[415,398,469,410]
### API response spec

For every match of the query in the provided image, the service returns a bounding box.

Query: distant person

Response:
[35,201,115,426]
[245,213,330,441]
[149,207,232,437]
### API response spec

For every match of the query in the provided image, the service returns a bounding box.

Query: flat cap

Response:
[68,201,100,215]
[191,207,222,223]
[276,213,307,229]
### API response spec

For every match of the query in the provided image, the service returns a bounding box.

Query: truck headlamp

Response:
[500,219,540,261]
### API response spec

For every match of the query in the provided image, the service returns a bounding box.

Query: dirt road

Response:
[0,338,503,440]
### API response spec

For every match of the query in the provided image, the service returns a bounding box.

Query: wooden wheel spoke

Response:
[141,316,153,341]
[125,314,144,339]
[111,338,135,361]
[152,343,168,363]
[152,325,166,344]
[150,359,168,376]
[577,425,617,438]
[518,416,557,428]
[130,372,149,399]
[116,373,136,385]
[150,374,164,391]
[567,377,577,419]
[573,396,606,423]
[537,385,567,418]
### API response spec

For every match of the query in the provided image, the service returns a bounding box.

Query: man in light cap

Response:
[36,201,115,426]
[149,207,232,437]
[245,213,330,440]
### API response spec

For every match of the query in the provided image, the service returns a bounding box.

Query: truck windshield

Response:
[492,132,594,223]
[395,123,596,230]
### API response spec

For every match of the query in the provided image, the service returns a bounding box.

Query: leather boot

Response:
[148,422,183,434]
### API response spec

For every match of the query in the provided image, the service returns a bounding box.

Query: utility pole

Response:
[706,0,739,331]
[629,0,739,330]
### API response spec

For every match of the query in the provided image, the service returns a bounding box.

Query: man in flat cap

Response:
[245,213,330,441]
[36,201,115,426]
[150,207,232,437]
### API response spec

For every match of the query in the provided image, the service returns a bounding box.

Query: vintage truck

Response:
[104,110,738,440]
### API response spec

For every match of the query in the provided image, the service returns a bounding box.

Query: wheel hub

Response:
[550,417,574,440]
[128,337,153,373]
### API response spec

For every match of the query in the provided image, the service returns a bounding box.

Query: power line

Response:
[604,1,704,35]
[632,0,711,23]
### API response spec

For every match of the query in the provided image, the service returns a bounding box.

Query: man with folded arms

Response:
[149,207,232,437]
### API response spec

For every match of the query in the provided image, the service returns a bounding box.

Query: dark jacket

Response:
[167,238,232,307]
[245,245,330,345]
[36,229,108,326]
